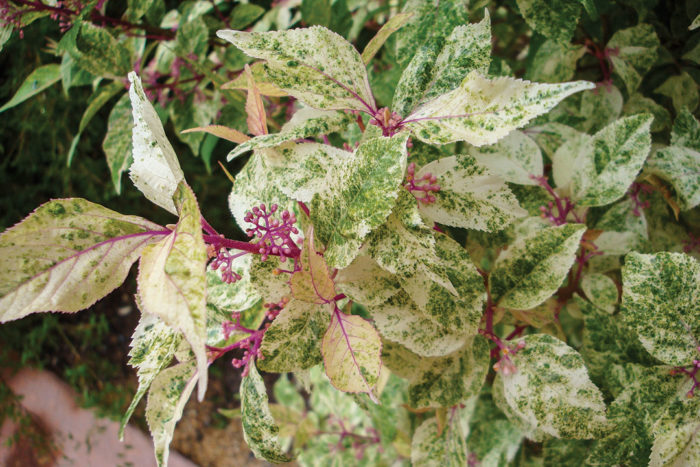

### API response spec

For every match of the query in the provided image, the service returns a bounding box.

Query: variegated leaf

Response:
[206,254,260,313]
[623,93,672,133]
[361,12,413,64]
[515,0,582,43]
[593,199,648,256]
[145,361,198,467]
[240,362,293,463]
[581,273,618,313]
[607,24,660,95]
[405,71,594,146]
[416,154,527,231]
[226,107,352,161]
[127,72,185,215]
[137,182,209,400]
[490,223,586,310]
[570,114,653,207]
[120,313,179,439]
[0,199,166,323]
[526,39,586,83]
[411,411,470,466]
[650,396,700,467]
[217,27,375,112]
[322,310,382,396]
[469,130,544,185]
[654,72,699,113]
[494,334,608,440]
[258,298,330,373]
[671,107,700,150]
[335,255,401,307]
[621,252,700,366]
[249,255,291,304]
[290,228,335,304]
[311,135,408,269]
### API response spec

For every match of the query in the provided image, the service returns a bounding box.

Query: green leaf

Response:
[127,72,185,215]
[67,22,132,79]
[646,146,700,211]
[649,395,700,466]
[226,107,352,160]
[490,223,586,310]
[621,252,700,367]
[580,273,618,313]
[0,23,12,53]
[405,71,594,146]
[60,53,94,92]
[655,72,699,113]
[593,199,648,256]
[0,199,165,323]
[361,12,413,64]
[311,134,408,269]
[411,411,470,466]
[301,0,331,27]
[249,254,293,305]
[175,16,208,58]
[240,362,294,463]
[119,313,179,439]
[217,27,376,112]
[671,108,700,150]
[416,154,527,231]
[137,182,209,400]
[322,310,382,397]
[102,93,133,194]
[145,361,198,467]
[0,64,61,114]
[229,3,265,29]
[259,298,330,372]
[607,24,660,95]
[526,40,586,83]
[570,114,653,207]
[494,334,608,440]
[170,93,219,158]
[515,0,582,43]
[468,130,544,185]
[623,93,672,133]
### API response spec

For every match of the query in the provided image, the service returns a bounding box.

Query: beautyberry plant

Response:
[1,1,700,466]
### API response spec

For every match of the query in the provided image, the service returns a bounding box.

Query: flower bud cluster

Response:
[244,203,299,262]
[405,162,441,204]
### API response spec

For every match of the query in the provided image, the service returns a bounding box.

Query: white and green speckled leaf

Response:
[570,114,653,207]
[137,182,209,400]
[335,255,401,307]
[206,254,260,313]
[405,71,594,146]
[623,93,672,133]
[526,40,586,83]
[671,108,700,150]
[322,310,382,396]
[416,154,527,231]
[145,360,198,467]
[240,362,294,463]
[411,410,470,466]
[607,24,660,94]
[217,27,375,112]
[515,0,582,43]
[581,273,618,313]
[490,223,586,310]
[494,334,608,440]
[0,199,166,323]
[593,199,648,256]
[226,107,352,161]
[528,122,581,161]
[249,255,291,304]
[469,130,544,185]
[311,134,408,269]
[127,72,185,215]
[646,146,700,211]
[621,252,700,366]
[691,14,700,30]
[655,72,699,113]
[119,313,179,440]
[392,43,442,118]
[649,396,700,467]
[259,298,330,373]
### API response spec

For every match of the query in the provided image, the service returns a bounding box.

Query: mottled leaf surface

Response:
[490,224,586,309]
[406,72,593,146]
[240,362,293,463]
[469,130,543,185]
[494,334,608,440]
[127,72,185,215]
[411,411,470,466]
[217,27,375,112]
[137,183,209,400]
[335,255,401,307]
[526,40,586,83]
[607,24,660,94]
[206,254,260,313]
[581,273,618,313]
[0,199,165,323]
[515,0,581,43]
[650,396,700,467]
[621,252,700,366]
[311,135,408,268]
[416,154,527,231]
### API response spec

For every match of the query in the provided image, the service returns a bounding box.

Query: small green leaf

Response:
[229,3,265,29]
[170,93,219,158]
[0,199,165,323]
[411,410,470,466]
[494,334,608,440]
[145,361,198,467]
[311,135,408,269]
[67,22,132,79]
[102,93,133,194]
[623,93,671,133]
[526,40,586,83]
[570,114,653,207]
[607,24,660,95]
[322,310,382,396]
[128,72,185,215]
[137,182,209,400]
[490,223,586,310]
[301,0,331,28]
[649,396,700,466]
[581,273,618,313]
[405,71,593,146]
[0,64,61,114]
[217,27,376,112]
[655,72,699,113]
[361,12,413,64]
[515,0,582,43]
[621,252,700,366]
